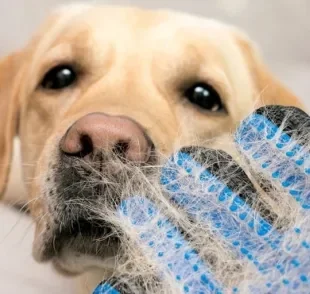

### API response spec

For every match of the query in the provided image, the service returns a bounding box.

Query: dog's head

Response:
[0,5,303,275]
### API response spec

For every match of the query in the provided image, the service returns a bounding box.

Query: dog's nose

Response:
[60,113,152,162]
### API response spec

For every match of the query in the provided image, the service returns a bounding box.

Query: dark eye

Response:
[184,83,224,112]
[40,65,77,90]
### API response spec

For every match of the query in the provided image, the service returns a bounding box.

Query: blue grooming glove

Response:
[94,105,310,294]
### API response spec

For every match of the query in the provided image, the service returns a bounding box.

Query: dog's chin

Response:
[33,219,120,275]
[52,249,118,276]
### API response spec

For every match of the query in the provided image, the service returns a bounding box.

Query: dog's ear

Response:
[0,53,22,198]
[235,33,305,110]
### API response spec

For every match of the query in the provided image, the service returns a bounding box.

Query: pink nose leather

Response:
[60,113,152,163]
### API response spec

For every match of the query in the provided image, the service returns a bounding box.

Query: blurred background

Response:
[0,1,309,293]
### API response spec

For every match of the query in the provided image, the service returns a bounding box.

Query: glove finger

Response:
[117,196,223,294]
[235,105,310,210]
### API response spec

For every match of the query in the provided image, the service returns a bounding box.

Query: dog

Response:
[0,4,305,293]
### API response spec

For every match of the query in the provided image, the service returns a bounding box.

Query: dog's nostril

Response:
[79,134,94,157]
[113,141,129,157]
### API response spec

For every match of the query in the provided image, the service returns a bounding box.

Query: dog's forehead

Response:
[45,5,233,47]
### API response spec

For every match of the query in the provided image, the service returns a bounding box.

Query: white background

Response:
[0,1,309,293]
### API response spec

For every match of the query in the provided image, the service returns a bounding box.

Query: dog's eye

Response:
[40,65,77,90]
[184,83,224,112]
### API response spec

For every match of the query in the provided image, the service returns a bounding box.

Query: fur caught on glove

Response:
[93,105,310,294]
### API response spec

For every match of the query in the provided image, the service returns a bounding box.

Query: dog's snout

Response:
[60,113,152,162]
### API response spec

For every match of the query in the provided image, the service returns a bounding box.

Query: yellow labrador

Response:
[0,4,304,292]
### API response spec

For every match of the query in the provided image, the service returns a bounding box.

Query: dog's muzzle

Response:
[37,113,156,266]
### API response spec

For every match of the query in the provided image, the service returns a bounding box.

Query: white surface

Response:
[0,1,309,293]
[0,204,77,294]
